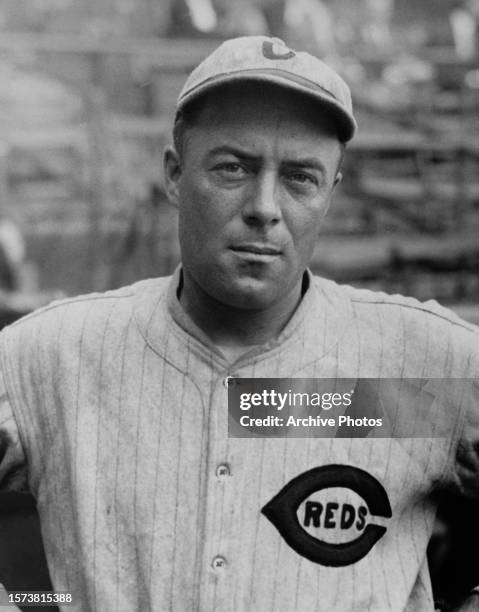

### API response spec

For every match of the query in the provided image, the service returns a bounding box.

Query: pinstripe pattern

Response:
[0,268,477,611]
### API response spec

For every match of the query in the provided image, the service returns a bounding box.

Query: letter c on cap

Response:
[262,40,296,61]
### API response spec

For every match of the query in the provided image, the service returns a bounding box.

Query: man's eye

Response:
[216,162,245,175]
[288,172,316,185]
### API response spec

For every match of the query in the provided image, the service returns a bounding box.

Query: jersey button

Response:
[212,555,227,570]
[216,463,230,479]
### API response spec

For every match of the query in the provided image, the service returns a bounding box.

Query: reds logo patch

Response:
[262,39,296,61]
[261,465,392,567]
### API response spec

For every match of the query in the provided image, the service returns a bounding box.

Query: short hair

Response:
[173,95,209,161]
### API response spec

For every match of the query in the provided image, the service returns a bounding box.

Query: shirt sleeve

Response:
[452,380,479,499]
[0,368,28,493]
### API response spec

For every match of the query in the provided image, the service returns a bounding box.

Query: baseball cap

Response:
[176,36,357,143]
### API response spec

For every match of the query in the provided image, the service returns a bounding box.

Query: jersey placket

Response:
[197,371,242,611]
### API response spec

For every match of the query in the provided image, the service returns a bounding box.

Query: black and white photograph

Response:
[0,1,478,611]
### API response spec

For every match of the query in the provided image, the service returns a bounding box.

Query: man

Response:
[0,36,477,611]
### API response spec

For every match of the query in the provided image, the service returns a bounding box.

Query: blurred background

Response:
[0,0,478,322]
[0,0,478,610]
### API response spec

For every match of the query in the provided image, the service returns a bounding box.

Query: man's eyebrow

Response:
[206,147,326,172]
[207,145,260,160]
[282,158,326,172]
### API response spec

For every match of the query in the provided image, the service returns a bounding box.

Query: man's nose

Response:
[241,171,282,226]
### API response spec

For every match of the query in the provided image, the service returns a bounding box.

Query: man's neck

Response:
[178,271,306,362]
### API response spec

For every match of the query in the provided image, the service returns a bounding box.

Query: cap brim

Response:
[177,69,357,143]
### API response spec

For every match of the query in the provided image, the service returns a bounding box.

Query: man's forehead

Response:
[199,133,338,164]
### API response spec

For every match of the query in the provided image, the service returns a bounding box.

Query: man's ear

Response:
[163,146,182,208]
[322,172,342,219]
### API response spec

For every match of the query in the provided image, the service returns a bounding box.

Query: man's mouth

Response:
[230,244,282,256]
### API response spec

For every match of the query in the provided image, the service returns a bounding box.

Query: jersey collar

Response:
[133,265,353,373]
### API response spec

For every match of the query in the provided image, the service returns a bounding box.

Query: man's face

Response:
[165,84,342,310]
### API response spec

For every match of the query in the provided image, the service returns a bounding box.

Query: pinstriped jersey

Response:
[0,267,477,611]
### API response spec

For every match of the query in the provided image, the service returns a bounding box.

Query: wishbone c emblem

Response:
[262,465,392,567]
[262,39,296,61]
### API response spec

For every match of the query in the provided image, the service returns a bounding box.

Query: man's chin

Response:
[214,277,284,310]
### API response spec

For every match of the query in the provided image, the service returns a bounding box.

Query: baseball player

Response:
[0,36,477,612]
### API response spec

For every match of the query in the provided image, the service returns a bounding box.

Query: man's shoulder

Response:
[352,285,476,335]
[315,277,479,354]
[0,276,172,355]
[312,275,478,336]
[0,277,173,402]
[310,277,478,376]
